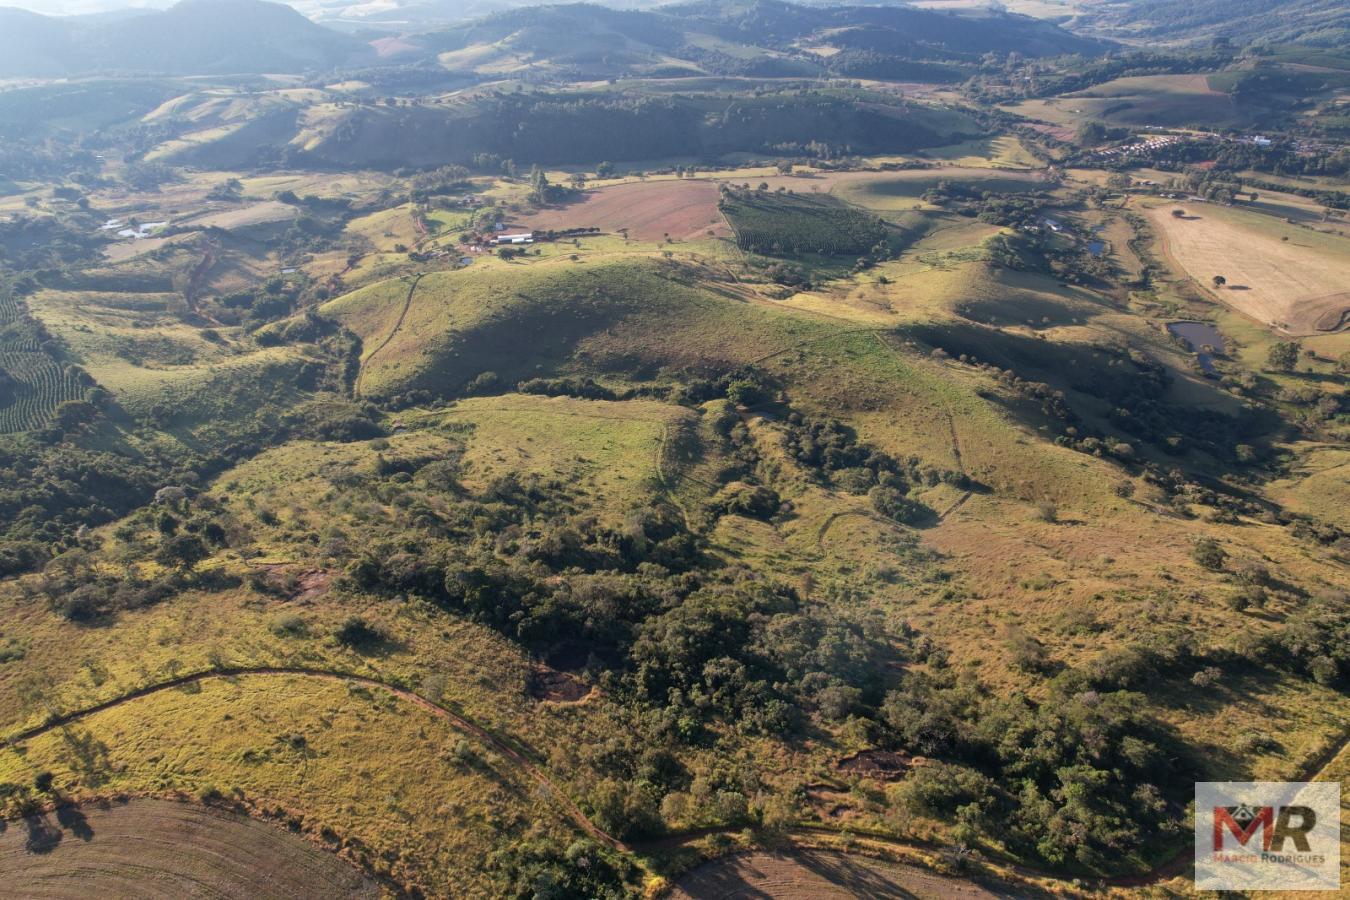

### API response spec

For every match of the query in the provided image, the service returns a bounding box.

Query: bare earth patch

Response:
[524,180,729,241]
[0,798,379,899]
[528,665,592,703]
[668,849,1004,899]
[836,749,923,781]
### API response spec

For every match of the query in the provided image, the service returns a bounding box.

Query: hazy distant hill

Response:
[0,0,367,76]
[426,0,1107,81]
[1077,0,1350,48]
[0,0,1105,80]
[0,8,78,76]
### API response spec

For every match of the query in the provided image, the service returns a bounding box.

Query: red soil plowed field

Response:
[0,798,379,899]
[525,179,730,241]
[669,849,1007,899]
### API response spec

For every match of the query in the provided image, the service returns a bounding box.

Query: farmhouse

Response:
[492,232,535,245]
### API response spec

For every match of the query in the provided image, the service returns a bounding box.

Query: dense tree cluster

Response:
[883,668,1186,869]
[920,180,1049,229]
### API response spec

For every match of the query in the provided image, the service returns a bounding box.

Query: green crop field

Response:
[0,295,90,434]
[719,190,889,257]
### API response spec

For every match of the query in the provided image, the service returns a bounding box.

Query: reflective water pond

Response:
[1167,321,1224,373]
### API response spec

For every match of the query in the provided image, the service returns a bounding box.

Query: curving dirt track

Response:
[0,798,379,899]
[3,666,624,853]
[353,273,422,397]
[668,849,1008,899]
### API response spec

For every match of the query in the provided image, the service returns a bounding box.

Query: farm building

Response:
[492,232,535,245]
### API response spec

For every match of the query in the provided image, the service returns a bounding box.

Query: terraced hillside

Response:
[0,295,90,434]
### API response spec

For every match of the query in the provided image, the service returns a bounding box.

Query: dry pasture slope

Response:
[1146,203,1350,334]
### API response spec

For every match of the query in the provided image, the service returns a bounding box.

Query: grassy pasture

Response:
[237,171,397,202]
[1007,73,1262,129]
[1265,443,1350,530]
[832,168,1044,212]
[177,200,295,232]
[920,134,1041,168]
[327,258,834,399]
[0,675,588,897]
[430,393,693,523]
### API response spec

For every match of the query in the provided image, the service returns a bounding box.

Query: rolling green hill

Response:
[165,88,981,169]
[324,259,828,399]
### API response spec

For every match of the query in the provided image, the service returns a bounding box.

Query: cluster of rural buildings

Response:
[1087,134,1184,160]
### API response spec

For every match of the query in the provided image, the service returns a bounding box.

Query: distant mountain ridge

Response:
[0,0,367,77]
[423,0,1107,82]
[1075,0,1350,48]
[0,0,1106,79]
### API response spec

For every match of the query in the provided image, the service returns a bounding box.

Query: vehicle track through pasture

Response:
[354,273,423,397]
[3,665,624,852]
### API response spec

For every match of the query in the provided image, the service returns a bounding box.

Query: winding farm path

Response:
[3,665,624,852]
[353,273,423,397]
[7,667,1347,894]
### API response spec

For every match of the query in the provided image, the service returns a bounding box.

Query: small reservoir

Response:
[1167,321,1224,373]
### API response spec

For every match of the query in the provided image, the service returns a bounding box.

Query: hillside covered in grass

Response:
[0,3,1347,896]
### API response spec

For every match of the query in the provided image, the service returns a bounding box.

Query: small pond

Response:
[1086,239,1105,257]
[1167,321,1224,373]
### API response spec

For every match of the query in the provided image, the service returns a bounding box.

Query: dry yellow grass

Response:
[1265,443,1350,530]
[1144,202,1350,335]
[177,200,295,231]
[0,676,586,896]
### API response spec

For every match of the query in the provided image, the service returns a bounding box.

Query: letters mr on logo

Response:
[1195,782,1339,890]
[1213,802,1316,855]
